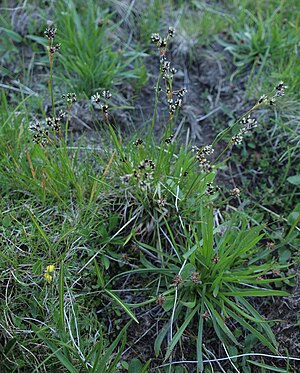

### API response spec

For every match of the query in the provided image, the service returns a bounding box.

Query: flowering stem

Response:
[151,73,162,133]
[48,39,55,117]
[211,103,260,148]
[65,106,70,143]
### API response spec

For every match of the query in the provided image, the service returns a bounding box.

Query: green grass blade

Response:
[247,359,288,372]
[225,308,277,352]
[104,289,139,324]
[223,289,290,297]
[197,300,205,372]
[43,340,78,373]
[165,305,200,360]
[94,259,105,288]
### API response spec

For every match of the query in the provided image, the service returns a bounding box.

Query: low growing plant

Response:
[0,16,295,373]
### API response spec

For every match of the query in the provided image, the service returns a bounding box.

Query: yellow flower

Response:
[46,264,55,273]
[44,273,53,283]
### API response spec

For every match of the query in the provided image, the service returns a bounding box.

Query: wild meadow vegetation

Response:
[0,0,299,372]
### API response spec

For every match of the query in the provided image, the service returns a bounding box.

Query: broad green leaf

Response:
[183,244,198,260]
[180,300,196,309]
[287,175,300,187]
[162,296,176,312]
[2,215,11,227]
[128,359,142,373]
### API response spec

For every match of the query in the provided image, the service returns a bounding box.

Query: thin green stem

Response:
[211,103,260,147]
[48,39,55,117]
[64,107,70,143]
[50,64,55,117]
[151,73,162,133]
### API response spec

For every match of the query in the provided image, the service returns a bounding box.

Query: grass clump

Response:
[54,0,146,95]
[0,2,299,372]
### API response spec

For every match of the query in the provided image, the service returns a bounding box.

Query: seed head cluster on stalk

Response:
[91,90,111,123]
[192,144,214,173]
[210,79,287,170]
[230,114,258,145]
[229,81,288,147]
[151,27,188,120]
[29,27,78,145]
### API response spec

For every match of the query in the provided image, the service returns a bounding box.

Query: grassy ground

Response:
[0,0,299,372]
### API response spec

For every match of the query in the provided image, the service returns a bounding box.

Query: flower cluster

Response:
[30,122,49,146]
[121,159,155,190]
[257,94,275,106]
[91,92,101,104]
[161,58,177,78]
[171,274,183,287]
[157,197,166,207]
[192,145,214,173]
[156,294,166,305]
[168,88,188,115]
[258,94,268,104]
[167,96,182,115]
[240,114,257,131]
[159,56,187,115]
[168,26,175,38]
[62,92,77,105]
[151,27,175,47]
[49,43,61,55]
[275,81,287,97]
[44,26,57,40]
[46,110,66,132]
[44,264,55,284]
[213,255,219,264]
[151,33,167,57]
[30,111,66,145]
[102,90,112,100]
[206,182,215,195]
[133,138,143,146]
[256,81,287,107]
[164,134,174,144]
[190,271,200,283]
[266,241,275,249]
[151,27,188,118]
[231,115,257,145]
[159,55,178,101]
[230,187,241,198]
[91,90,111,117]
[44,26,60,57]
[175,88,188,98]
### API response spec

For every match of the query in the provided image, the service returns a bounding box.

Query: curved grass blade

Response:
[104,289,139,324]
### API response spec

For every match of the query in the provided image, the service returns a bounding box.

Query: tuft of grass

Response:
[54,0,146,95]
[0,2,298,372]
